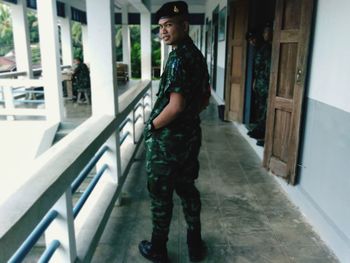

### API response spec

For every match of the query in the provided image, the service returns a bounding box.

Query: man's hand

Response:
[152,92,186,130]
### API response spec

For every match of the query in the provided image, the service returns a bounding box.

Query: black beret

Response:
[155,1,189,22]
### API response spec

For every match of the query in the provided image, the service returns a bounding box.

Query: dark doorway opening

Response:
[243,0,276,146]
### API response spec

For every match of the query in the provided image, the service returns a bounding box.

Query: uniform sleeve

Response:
[164,57,190,99]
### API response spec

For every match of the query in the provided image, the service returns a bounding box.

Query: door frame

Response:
[224,0,249,122]
[211,6,219,91]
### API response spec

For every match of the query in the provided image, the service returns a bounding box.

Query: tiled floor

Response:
[63,79,141,123]
[91,102,339,263]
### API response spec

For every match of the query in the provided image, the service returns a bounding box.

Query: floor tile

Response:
[89,100,339,263]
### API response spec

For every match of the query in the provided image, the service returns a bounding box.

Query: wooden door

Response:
[263,0,314,184]
[224,0,249,122]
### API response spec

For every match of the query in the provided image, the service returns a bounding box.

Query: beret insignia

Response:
[174,5,179,13]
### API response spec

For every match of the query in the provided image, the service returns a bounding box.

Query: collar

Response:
[173,35,193,50]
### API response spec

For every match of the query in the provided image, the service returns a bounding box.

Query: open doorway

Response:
[225,0,315,183]
[243,0,276,147]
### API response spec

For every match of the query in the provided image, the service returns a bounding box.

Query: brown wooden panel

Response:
[275,97,293,112]
[224,0,248,122]
[269,157,287,178]
[264,0,314,185]
[277,43,298,99]
[282,0,301,30]
[272,110,291,163]
[234,6,245,40]
[280,30,299,43]
[231,46,243,78]
[230,83,241,112]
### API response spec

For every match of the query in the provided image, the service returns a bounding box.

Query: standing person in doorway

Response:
[245,30,262,124]
[139,1,210,262]
[72,57,90,104]
[248,23,273,146]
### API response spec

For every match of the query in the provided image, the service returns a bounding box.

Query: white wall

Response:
[307,0,350,113]
[277,1,350,262]
[204,0,228,103]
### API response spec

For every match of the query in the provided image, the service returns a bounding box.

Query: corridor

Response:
[91,103,339,263]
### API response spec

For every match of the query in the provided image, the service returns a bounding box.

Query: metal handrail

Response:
[134,103,143,112]
[12,90,45,94]
[120,131,130,145]
[14,99,45,104]
[32,65,72,75]
[134,113,143,124]
[8,210,59,263]
[119,117,131,131]
[73,164,109,218]
[37,240,60,263]
[71,145,109,194]
[0,71,27,79]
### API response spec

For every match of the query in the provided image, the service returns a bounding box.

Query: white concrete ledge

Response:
[0,80,152,262]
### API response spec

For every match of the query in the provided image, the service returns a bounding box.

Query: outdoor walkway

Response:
[91,102,339,263]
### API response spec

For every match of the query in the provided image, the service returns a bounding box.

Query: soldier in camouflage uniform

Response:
[72,57,90,103]
[138,2,210,263]
[248,24,273,144]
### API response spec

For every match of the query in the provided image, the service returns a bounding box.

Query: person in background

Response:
[248,23,273,146]
[72,57,90,104]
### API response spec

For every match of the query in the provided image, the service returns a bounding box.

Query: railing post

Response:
[86,0,122,183]
[81,25,89,65]
[121,5,131,79]
[59,4,73,66]
[37,0,65,122]
[132,108,137,144]
[141,11,152,80]
[45,189,77,262]
[3,86,14,120]
[160,40,170,75]
[9,0,33,79]
[142,96,146,124]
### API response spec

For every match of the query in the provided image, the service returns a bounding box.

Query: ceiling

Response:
[115,0,207,12]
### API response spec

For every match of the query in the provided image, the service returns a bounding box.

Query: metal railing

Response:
[8,210,59,262]
[0,80,153,262]
[0,65,71,120]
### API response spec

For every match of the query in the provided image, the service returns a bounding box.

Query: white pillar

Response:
[37,0,64,122]
[81,25,89,65]
[140,12,152,80]
[160,40,170,75]
[45,190,77,262]
[10,0,33,77]
[121,5,131,78]
[86,0,121,181]
[60,5,73,66]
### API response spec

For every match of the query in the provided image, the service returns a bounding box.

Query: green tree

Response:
[130,25,141,78]
[27,10,39,43]
[71,21,83,60]
[0,4,13,56]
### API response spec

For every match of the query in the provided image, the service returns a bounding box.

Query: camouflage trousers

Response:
[145,137,202,242]
[253,80,269,133]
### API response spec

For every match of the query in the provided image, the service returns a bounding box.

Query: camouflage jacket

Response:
[253,42,272,96]
[72,63,90,91]
[144,36,209,162]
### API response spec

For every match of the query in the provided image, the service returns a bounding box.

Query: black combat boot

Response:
[187,229,207,262]
[138,236,168,263]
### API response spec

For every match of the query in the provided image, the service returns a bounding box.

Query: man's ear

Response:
[183,21,189,33]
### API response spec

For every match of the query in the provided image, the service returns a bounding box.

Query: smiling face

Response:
[158,16,188,48]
